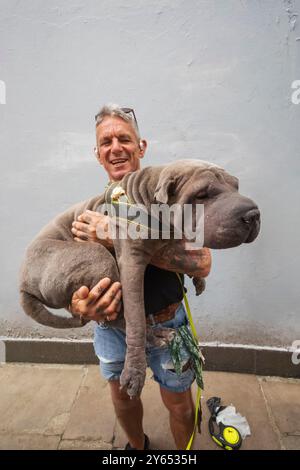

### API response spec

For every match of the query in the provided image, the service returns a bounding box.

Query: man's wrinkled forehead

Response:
[96,116,138,142]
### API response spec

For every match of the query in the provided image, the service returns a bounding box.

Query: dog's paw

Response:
[193,276,206,296]
[120,364,146,397]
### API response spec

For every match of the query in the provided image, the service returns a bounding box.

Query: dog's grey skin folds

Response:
[20,196,123,329]
[20,159,260,396]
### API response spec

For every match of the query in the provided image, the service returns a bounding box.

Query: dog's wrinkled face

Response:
[154,160,260,249]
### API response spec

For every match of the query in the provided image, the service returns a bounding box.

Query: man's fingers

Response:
[78,210,100,223]
[91,277,114,294]
[76,286,90,299]
[86,210,99,216]
[72,221,91,232]
[105,311,119,322]
[71,227,89,240]
[94,283,122,313]
[70,285,90,314]
[77,213,93,223]
[103,289,122,315]
[86,278,115,306]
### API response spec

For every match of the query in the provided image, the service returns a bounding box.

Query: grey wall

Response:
[0,0,299,348]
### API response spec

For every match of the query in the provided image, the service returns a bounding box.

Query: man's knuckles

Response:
[107,312,118,321]
[95,301,109,313]
[105,302,120,315]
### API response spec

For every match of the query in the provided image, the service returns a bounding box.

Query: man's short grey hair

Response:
[95,103,141,140]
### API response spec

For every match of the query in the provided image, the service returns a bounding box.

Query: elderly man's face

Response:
[95,116,146,181]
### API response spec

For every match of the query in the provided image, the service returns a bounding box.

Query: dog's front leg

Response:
[113,238,160,397]
[119,262,148,397]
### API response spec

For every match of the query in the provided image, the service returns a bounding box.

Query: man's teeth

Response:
[112,159,127,165]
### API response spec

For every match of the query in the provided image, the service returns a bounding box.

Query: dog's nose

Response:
[242,208,260,225]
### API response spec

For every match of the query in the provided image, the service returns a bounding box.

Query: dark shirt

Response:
[144,265,185,316]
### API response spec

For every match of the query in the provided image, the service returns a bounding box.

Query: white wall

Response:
[0,0,299,347]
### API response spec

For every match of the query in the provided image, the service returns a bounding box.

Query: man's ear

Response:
[139,139,147,159]
[94,146,103,165]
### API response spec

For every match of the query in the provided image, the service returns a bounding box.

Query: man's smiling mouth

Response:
[111,159,128,166]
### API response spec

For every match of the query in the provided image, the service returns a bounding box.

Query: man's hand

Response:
[71,210,113,250]
[69,277,122,323]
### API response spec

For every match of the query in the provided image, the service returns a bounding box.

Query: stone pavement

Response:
[0,363,299,450]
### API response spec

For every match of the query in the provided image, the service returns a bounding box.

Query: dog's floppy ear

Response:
[154,167,176,204]
[154,175,176,204]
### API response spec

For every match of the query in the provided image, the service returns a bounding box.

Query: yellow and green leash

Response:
[176,273,203,450]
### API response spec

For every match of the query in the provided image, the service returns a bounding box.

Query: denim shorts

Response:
[93,303,195,393]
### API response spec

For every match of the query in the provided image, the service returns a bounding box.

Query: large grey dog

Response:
[19,160,260,396]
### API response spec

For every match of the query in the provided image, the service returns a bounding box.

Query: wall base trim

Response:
[1,338,299,378]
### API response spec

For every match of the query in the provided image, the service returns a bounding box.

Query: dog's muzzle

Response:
[243,207,261,243]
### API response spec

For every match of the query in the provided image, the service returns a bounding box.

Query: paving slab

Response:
[197,371,281,450]
[63,365,115,443]
[259,376,300,449]
[282,435,300,450]
[0,433,60,450]
[0,363,84,436]
[114,370,281,450]
[0,363,299,450]
[59,439,113,450]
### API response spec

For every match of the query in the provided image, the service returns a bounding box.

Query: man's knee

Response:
[109,380,141,410]
[160,387,194,421]
[168,401,194,422]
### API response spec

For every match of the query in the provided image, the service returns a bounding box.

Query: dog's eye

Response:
[206,182,221,197]
[195,190,208,200]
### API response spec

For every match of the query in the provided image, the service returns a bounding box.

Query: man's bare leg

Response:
[160,386,195,449]
[109,380,145,449]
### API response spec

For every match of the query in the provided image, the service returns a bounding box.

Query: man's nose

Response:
[111,138,122,153]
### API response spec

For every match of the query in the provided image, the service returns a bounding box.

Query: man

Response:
[70,105,211,450]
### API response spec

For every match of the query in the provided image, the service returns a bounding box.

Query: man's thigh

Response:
[147,342,195,393]
[93,323,126,381]
[146,304,195,393]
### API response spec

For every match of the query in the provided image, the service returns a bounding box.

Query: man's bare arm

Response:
[151,241,212,278]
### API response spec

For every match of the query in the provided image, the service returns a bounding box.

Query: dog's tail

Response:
[20,291,86,328]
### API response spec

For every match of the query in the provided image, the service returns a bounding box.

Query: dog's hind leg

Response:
[20,291,83,328]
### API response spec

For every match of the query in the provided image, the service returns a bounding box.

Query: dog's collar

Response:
[103,182,173,236]
[105,181,130,206]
